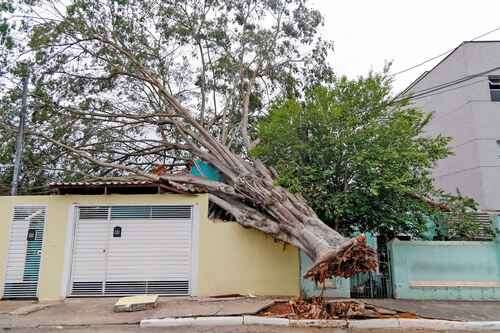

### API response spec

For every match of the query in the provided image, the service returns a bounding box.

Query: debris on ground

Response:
[113,295,159,312]
[208,292,257,299]
[209,293,245,298]
[258,298,417,320]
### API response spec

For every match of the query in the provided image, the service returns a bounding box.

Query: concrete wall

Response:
[0,194,299,300]
[388,238,500,300]
[407,41,500,210]
[198,220,299,297]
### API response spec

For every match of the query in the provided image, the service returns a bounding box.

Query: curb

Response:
[289,319,347,328]
[398,319,500,331]
[349,319,400,329]
[141,316,243,327]
[140,316,500,330]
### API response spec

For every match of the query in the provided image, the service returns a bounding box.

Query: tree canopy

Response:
[0,0,379,280]
[0,0,334,194]
[252,73,470,237]
[0,0,478,279]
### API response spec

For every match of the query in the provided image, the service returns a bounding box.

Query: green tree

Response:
[430,192,488,241]
[252,73,465,237]
[0,0,379,280]
[0,76,121,195]
[26,0,333,154]
[0,1,117,194]
[2,0,335,194]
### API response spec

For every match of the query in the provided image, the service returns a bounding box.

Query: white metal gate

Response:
[3,206,46,299]
[69,205,193,296]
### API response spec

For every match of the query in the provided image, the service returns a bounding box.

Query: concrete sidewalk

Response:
[2,297,500,330]
[363,299,500,321]
[0,296,276,329]
[11,324,500,333]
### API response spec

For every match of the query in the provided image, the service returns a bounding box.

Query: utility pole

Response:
[10,67,30,196]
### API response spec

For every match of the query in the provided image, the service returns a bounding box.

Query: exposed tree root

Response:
[260,298,415,320]
[304,234,378,282]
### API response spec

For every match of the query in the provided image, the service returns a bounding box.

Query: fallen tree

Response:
[38,119,378,282]
[7,0,378,281]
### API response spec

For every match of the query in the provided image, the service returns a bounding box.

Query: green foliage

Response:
[1,0,335,194]
[430,192,494,240]
[28,0,333,148]
[0,76,108,195]
[0,1,15,56]
[253,73,456,236]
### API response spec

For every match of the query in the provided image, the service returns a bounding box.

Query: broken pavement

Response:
[0,296,275,329]
[2,296,500,330]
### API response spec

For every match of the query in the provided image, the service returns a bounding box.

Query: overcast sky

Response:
[311,0,500,93]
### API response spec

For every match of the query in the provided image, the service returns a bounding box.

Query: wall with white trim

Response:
[0,194,299,300]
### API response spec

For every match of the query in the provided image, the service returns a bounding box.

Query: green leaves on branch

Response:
[253,73,470,237]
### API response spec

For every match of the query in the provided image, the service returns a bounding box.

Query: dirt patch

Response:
[258,298,417,320]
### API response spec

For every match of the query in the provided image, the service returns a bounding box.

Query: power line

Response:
[405,66,500,100]
[394,65,500,103]
[390,26,500,77]
[405,79,484,103]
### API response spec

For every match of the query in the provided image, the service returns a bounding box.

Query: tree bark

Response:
[19,27,378,283]
[33,124,377,282]
[143,117,379,281]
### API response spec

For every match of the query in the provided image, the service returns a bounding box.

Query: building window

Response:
[497,140,500,159]
[489,76,500,101]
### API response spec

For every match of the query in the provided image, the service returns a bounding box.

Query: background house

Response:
[402,41,500,212]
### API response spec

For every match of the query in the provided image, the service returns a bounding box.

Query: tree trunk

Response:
[24,32,378,284]
[154,138,378,282]
[33,74,379,282]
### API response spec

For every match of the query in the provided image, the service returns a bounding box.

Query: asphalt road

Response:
[5,324,331,333]
[6,324,500,333]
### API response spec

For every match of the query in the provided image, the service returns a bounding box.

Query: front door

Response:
[3,206,46,299]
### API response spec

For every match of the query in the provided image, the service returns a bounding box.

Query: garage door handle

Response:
[101,249,106,253]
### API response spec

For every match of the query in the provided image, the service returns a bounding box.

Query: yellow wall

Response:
[0,198,12,299]
[0,194,299,300]
[198,219,299,296]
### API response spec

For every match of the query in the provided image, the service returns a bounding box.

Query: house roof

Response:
[49,177,230,219]
[49,177,207,195]
[49,179,163,195]
[400,40,500,96]
[50,180,155,187]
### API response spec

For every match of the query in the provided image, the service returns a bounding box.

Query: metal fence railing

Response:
[350,271,392,298]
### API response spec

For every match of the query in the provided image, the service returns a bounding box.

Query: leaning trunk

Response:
[30,33,378,283]
[156,140,378,282]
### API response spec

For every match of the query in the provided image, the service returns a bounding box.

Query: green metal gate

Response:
[350,239,393,298]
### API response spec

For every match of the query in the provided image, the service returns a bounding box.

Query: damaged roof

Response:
[49,177,207,195]
[50,179,163,195]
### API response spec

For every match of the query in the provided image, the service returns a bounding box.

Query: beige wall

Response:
[0,194,299,300]
[197,219,299,296]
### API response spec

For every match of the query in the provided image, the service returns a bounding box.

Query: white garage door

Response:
[69,205,193,296]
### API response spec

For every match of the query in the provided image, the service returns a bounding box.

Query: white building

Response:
[402,41,500,211]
